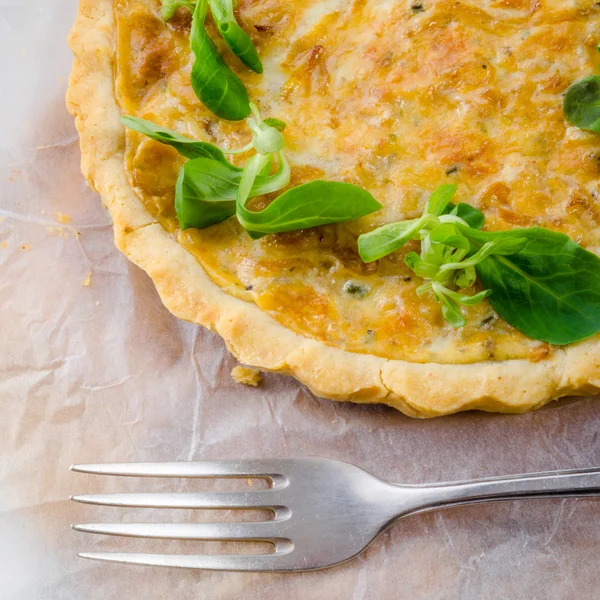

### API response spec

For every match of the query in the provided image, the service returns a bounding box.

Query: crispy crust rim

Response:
[66,0,600,417]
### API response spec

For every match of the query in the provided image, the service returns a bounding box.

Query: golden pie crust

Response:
[67,0,600,416]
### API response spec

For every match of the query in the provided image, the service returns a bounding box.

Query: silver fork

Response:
[72,458,600,572]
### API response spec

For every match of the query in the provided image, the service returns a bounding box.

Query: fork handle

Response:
[408,468,600,514]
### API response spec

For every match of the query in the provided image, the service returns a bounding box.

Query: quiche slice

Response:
[67,0,600,417]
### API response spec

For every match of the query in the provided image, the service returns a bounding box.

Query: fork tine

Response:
[70,491,283,509]
[72,522,287,541]
[77,551,300,572]
[71,461,288,480]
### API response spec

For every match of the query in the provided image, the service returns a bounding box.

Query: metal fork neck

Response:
[389,468,600,517]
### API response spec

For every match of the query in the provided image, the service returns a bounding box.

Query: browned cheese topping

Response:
[116,0,600,363]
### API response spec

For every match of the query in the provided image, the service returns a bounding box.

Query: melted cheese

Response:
[115,0,600,363]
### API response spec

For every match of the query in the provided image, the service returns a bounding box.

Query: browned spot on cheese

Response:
[131,140,181,195]
[529,343,551,363]
[282,44,330,99]
[167,8,192,32]
[490,0,540,13]
[566,187,600,225]
[478,182,512,211]
[257,284,338,341]
[126,12,175,95]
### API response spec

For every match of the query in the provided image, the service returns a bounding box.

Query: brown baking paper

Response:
[2,1,600,598]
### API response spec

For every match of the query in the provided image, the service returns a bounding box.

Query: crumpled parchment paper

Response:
[2,1,600,598]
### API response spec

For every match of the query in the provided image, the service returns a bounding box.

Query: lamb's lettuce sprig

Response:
[358,185,521,327]
[122,107,381,236]
[160,0,263,120]
[358,185,600,345]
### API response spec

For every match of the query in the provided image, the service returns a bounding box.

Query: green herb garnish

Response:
[358,185,600,343]
[190,0,250,121]
[563,75,600,133]
[161,0,263,120]
[122,106,381,235]
[161,0,195,20]
[233,107,381,236]
[208,0,263,74]
[442,201,484,230]
[175,158,241,229]
[343,281,369,297]
[263,118,286,131]
[459,227,600,345]
[359,185,509,328]
[120,116,229,162]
